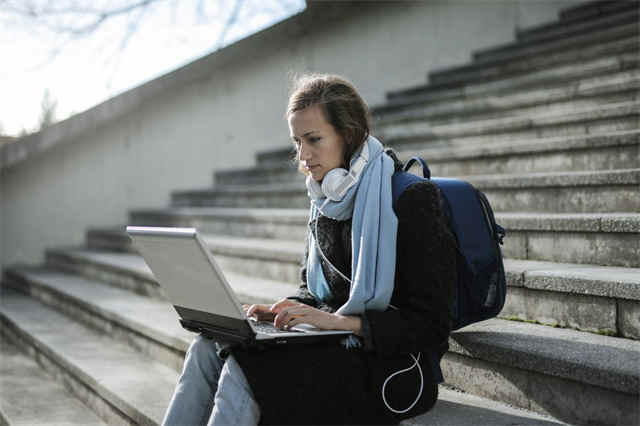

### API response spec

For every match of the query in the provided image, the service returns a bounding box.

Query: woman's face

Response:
[288,105,346,182]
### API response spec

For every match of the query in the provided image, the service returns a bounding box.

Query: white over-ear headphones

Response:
[305,141,370,202]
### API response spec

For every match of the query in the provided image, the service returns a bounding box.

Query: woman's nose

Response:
[298,143,312,161]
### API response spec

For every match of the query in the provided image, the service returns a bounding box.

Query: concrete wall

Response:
[0,0,583,272]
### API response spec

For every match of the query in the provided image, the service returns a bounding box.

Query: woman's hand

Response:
[269,299,362,336]
[243,303,276,322]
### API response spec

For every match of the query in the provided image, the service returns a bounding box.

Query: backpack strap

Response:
[392,157,431,213]
[404,157,431,179]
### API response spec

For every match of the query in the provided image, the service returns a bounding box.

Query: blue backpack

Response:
[391,157,507,331]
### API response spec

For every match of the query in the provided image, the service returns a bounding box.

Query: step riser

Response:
[441,352,638,425]
[129,212,307,242]
[45,251,164,299]
[387,117,639,151]
[505,231,639,268]
[173,183,639,214]
[560,1,637,23]
[377,111,639,144]
[500,286,639,339]
[382,62,639,116]
[0,317,137,426]
[216,144,639,186]
[483,185,639,214]
[86,230,132,253]
[34,247,640,341]
[472,22,637,68]
[429,144,639,177]
[3,274,187,373]
[427,36,638,89]
[517,4,639,44]
[474,9,639,63]
[46,250,289,306]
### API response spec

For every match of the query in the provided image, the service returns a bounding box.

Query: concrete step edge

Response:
[126,207,640,234]
[517,2,639,43]
[181,169,640,199]
[559,0,635,22]
[44,239,640,302]
[469,22,637,66]
[385,53,639,109]
[374,68,640,124]
[377,101,640,142]
[0,334,107,426]
[426,35,637,88]
[218,130,640,179]
[474,8,638,61]
[0,290,176,425]
[451,318,639,395]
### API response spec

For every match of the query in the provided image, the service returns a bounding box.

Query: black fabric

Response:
[231,151,456,425]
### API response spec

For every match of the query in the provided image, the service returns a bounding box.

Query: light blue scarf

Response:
[306,136,398,344]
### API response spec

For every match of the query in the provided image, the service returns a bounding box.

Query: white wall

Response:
[0,0,583,272]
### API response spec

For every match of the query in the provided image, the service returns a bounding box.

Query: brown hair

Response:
[286,73,371,175]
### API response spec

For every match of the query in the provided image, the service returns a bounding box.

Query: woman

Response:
[163,74,456,425]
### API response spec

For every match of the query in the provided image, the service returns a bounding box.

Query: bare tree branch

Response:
[216,0,245,49]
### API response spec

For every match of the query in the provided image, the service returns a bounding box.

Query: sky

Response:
[0,0,306,137]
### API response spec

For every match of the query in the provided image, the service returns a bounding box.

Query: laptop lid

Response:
[125,226,352,343]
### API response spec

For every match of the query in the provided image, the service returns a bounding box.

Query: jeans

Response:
[162,335,261,426]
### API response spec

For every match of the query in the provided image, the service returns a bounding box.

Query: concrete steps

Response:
[378,52,639,114]
[376,101,639,146]
[558,0,637,26]
[126,208,640,267]
[0,288,569,426]
[472,6,639,64]
[175,169,640,214]
[0,336,106,426]
[425,18,638,87]
[417,35,639,95]
[516,2,639,44]
[0,290,177,426]
[2,268,637,425]
[217,130,640,185]
[42,233,640,339]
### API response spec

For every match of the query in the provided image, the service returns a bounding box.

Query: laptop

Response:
[125,226,352,345]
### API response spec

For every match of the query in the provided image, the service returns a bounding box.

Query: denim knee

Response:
[186,335,222,370]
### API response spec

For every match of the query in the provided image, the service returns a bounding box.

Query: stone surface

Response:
[619,299,640,340]
[500,286,617,335]
[0,337,106,426]
[502,229,640,268]
[0,291,178,425]
[450,318,640,394]
[406,387,562,426]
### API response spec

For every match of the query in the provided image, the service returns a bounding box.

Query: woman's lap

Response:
[162,335,260,426]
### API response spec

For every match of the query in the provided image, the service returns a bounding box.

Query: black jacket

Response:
[231,153,457,425]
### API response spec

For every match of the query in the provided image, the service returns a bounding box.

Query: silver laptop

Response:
[125,226,352,344]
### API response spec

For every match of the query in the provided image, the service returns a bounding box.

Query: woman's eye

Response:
[309,137,320,143]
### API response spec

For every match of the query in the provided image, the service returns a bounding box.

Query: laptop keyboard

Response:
[252,321,302,334]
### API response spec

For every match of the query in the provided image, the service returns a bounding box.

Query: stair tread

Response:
[5,265,638,396]
[474,6,638,59]
[46,247,299,298]
[454,318,639,394]
[413,387,562,425]
[128,209,640,234]
[378,60,639,114]
[0,286,565,426]
[377,100,639,141]
[0,336,107,426]
[220,130,640,176]
[426,35,638,90]
[181,169,640,196]
[0,290,178,425]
